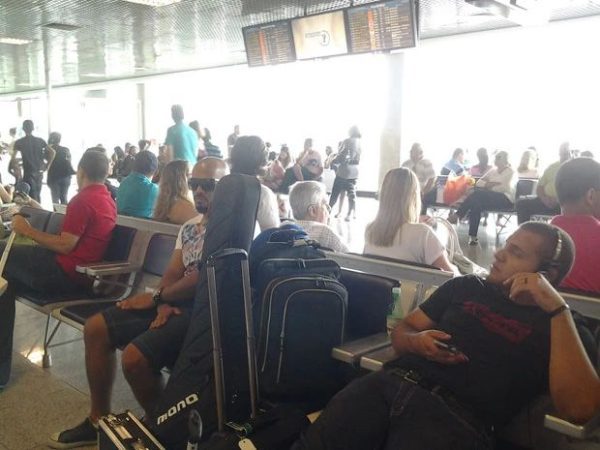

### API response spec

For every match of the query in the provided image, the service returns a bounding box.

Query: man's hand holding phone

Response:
[409,329,468,365]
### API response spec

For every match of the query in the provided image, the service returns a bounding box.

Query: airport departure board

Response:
[346,0,416,54]
[243,21,296,67]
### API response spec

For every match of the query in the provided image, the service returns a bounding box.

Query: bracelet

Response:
[548,303,570,318]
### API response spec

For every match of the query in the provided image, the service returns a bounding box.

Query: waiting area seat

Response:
[19,205,52,231]
[359,345,397,371]
[45,211,65,235]
[325,252,451,292]
[560,290,600,321]
[54,232,176,335]
[544,412,600,441]
[59,301,119,327]
[340,268,399,340]
[10,206,181,367]
[492,178,538,236]
[331,332,390,365]
[15,222,137,310]
[329,253,450,368]
[427,178,539,238]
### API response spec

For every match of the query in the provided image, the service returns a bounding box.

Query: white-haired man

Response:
[288,181,348,252]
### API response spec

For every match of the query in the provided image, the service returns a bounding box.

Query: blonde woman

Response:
[153,160,198,224]
[364,167,456,273]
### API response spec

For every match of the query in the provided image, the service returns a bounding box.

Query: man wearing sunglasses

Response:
[50,157,229,449]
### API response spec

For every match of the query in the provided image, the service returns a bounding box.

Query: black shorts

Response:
[102,304,192,371]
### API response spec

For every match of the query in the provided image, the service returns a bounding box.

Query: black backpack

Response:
[250,226,348,407]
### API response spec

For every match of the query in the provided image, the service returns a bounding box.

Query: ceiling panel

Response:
[0,0,599,95]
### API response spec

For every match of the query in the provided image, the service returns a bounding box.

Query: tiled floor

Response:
[1,303,140,450]
[0,196,515,449]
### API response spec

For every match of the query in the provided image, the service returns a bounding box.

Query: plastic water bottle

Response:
[386,287,402,335]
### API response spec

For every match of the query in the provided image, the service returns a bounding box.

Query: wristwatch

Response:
[547,303,570,318]
[152,287,165,307]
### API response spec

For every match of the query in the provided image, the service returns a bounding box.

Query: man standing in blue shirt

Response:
[164,104,198,167]
[116,150,159,218]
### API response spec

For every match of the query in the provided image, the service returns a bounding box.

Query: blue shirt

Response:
[116,172,159,218]
[442,159,466,176]
[165,121,198,165]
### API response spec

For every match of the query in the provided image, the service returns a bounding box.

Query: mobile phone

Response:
[435,340,461,355]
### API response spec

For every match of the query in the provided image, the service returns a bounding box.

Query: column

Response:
[42,29,52,133]
[378,52,405,189]
[137,83,146,139]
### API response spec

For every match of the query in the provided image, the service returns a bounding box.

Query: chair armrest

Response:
[76,261,141,276]
[332,333,390,364]
[360,346,398,372]
[544,413,600,440]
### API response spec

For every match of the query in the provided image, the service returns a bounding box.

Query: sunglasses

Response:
[188,178,217,192]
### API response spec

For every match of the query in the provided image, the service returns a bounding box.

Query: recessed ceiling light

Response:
[134,66,150,70]
[81,73,106,77]
[17,82,33,86]
[0,37,32,45]
[122,0,182,6]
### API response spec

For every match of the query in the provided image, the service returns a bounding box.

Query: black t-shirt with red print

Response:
[386,275,550,427]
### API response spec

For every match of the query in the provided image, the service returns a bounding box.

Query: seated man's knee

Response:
[84,313,109,346]
[121,344,151,378]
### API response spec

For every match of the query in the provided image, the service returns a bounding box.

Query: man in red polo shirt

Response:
[551,157,600,294]
[0,149,116,389]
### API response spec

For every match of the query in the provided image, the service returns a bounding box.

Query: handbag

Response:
[443,174,474,205]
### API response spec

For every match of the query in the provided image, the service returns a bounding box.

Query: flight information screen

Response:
[243,21,296,67]
[346,0,416,54]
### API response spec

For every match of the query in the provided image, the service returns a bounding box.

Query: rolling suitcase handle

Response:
[207,248,259,433]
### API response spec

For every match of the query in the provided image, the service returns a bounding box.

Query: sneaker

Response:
[468,236,479,246]
[344,215,351,222]
[48,417,98,449]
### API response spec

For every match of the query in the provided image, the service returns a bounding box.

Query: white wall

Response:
[401,14,600,170]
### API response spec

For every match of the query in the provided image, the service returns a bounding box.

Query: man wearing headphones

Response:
[293,222,599,450]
